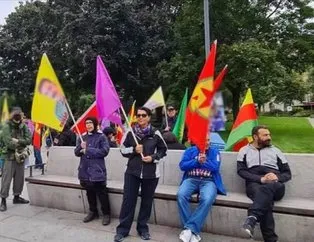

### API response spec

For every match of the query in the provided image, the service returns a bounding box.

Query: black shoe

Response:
[114,234,126,242]
[13,196,29,204]
[83,212,99,223]
[139,231,151,240]
[102,214,110,225]
[242,215,257,238]
[0,198,7,212]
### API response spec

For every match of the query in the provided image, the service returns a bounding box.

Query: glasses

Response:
[167,108,175,111]
[85,121,93,124]
[136,114,148,118]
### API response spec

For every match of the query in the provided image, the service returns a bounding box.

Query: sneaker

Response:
[139,231,151,240]
[190,234,201,242]
[179,229,192,242]
[242,215,257,238]
[114,234,125,242]
[13,196,29,204]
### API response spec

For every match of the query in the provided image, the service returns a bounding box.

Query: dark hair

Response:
[85,116,98,131]
[103,126,116,136]
[167,104,176,110]
[252,125,269,137]
[162,131,178,144]
[137,107,152,116]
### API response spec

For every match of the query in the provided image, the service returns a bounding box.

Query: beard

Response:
[258,139,271,148]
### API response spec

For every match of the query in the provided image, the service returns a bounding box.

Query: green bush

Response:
[293,110,314,117]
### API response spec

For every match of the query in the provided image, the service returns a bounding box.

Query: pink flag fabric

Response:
[96,56,122,124]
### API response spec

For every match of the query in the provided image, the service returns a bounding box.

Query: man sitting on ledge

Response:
[237,125,291,242]
[177,136,226,242]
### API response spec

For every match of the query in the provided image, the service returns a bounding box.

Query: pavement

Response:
[0,170,255,242]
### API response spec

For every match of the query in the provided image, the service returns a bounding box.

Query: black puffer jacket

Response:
[120,126,167,179]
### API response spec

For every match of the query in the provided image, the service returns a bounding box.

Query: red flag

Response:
[71,102,98,134]
[33,123,43,149]
[115,125,124,144]
[186,41,217,152]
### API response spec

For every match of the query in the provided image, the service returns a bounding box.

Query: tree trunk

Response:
[232,90,240,121]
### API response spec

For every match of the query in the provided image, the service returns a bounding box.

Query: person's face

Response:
[167,107,176,118]
[136,110,150,127]
[85,120,95,132]
[254,128,271,147]
[12,113,22,123]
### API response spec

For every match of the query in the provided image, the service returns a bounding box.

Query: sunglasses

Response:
[136,114,148,118]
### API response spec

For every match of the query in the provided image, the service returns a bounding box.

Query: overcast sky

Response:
[0,0,313,25]
[0,0,22,25]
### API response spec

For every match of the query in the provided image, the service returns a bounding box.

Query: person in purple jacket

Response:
[74,116,111,225]
[177,136,226,242]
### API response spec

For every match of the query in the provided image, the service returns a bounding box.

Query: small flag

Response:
[128,100,137,125]
[172,89,188,143]
[143,86,166,110]
[1,96,9,124]
[225,88,258,151]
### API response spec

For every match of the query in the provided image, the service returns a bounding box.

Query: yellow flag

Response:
[42,127,50,144]
[143,86,165,110]
[31,53,69,131]
[1,96,9,124]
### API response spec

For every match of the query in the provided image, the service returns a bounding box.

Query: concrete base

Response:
[27,183,314,242]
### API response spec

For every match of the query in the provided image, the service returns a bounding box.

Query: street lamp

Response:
[204,0,210,56]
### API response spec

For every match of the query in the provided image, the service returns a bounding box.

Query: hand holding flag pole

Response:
[120,106,144,159]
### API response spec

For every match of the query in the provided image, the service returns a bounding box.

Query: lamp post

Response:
[204,0,210,57]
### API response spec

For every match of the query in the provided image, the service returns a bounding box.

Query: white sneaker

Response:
[179,229,192,242]
[190,234,201,242]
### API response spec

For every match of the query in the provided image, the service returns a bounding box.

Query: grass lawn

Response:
[219,116,314,153]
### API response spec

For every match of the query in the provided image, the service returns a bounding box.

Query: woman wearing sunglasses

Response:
[115,107,167,242]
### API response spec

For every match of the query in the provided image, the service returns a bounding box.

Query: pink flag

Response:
[96,56,122,124]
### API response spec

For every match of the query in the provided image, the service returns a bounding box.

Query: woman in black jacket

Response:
[74,117,111,226]
[114,107,167,242]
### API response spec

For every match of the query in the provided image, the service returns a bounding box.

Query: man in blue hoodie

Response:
[177,136,226,242]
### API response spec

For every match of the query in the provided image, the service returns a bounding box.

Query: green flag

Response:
[173,88,188,143]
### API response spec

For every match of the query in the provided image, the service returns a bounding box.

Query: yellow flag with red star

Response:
[186,41,217,152]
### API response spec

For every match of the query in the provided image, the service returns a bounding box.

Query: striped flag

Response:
[225,88,258,151]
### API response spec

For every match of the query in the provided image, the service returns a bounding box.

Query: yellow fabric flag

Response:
[31,53,69,131]
[143,86,165,110]
[1,96,9,124]
[42,127,50,144]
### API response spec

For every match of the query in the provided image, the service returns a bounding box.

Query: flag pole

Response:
[120,105,144,158]
[65,100,83,142]
[164,106,169,129]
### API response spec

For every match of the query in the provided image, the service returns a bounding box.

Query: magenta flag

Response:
[96,56,122,124]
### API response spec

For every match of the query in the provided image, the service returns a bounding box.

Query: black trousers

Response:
[116,173,159,236]
[246,182,285,242]
[80,181,110,215]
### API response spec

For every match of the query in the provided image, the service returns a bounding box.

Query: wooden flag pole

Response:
[164,106,169,129]
[120,105,144,159]
[65,100,83,142]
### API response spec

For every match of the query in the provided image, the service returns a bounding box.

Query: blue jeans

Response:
[177,177,217,235]
[34,148,43,168]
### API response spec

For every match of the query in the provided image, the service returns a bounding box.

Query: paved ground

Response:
[0,169,255,242]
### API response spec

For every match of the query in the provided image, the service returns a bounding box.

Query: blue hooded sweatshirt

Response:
[179,146,227,195]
